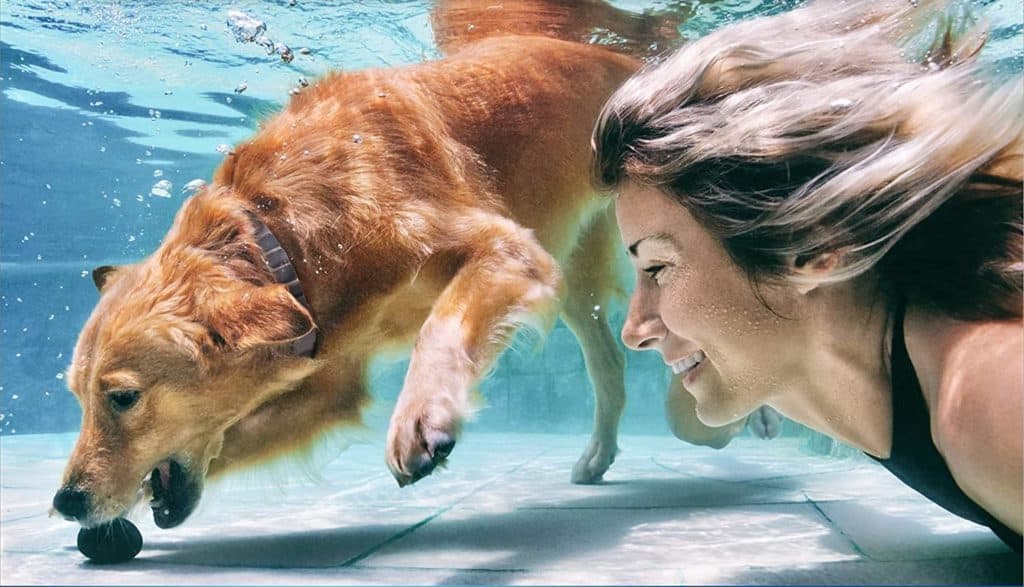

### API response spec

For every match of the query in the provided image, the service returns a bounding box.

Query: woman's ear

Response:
[790,250,845,295]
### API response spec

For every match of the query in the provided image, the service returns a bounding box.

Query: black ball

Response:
[76,518,143,564]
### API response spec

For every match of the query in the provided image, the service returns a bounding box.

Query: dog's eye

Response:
[108,390,140,412]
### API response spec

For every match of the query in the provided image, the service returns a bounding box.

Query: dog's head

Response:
[53,197,319,528]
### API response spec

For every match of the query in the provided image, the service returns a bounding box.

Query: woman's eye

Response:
[643,265,665,282]
[108,390,140,412]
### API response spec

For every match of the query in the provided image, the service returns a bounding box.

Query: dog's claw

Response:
[431,436,455,460]
[387,416,458,487]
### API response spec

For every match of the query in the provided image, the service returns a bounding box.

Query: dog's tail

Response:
[430,0,685,60]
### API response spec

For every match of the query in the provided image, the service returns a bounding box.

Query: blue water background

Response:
[1,0,1021,436]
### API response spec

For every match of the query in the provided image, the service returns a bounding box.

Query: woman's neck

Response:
[771,283,895,457]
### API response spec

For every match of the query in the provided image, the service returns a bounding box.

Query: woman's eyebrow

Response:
[628,233,677,257]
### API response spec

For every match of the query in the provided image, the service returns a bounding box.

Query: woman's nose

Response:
[621,293,666,351]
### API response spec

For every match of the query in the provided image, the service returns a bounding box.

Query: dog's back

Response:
[218,35,637,279]
[431,0,680,59]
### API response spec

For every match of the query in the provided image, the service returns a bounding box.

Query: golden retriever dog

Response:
[52,0,680,530]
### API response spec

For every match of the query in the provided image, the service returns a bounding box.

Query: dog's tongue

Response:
[157,461,171,490]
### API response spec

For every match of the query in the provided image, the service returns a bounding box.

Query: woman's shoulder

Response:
[904,306,1022,525]
[904,307,1021,440]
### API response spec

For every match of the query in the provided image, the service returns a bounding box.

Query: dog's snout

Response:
[52,486,90,521]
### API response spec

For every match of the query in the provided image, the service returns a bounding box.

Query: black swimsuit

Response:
[869,303,1022,554]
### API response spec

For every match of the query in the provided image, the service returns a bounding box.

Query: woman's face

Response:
[615,182,808,426]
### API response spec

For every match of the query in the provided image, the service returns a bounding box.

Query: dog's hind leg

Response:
[561,206,627,483]
[385,210,563,486]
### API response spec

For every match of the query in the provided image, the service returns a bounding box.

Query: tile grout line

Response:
[339,507,452,568]
[805,491,869,559]
[340,446,548,568]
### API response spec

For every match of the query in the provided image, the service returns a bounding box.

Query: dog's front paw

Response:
[571,435,618,484]
[386,400,461,487]
[747,406,783,440]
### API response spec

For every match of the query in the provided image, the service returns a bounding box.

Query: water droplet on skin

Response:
[352,134,363,144]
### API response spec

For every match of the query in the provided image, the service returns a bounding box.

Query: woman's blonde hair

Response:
[593,0,1023,320]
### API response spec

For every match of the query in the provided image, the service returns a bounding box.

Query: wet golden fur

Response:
[58,1,657,527]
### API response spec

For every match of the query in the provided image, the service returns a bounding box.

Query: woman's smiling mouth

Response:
[670,350,706,380]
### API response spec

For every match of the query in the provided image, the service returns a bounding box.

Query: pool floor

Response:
[2,432,1020,585]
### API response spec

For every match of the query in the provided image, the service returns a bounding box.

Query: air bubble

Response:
[150,179,173,198]
[182,179,207,193]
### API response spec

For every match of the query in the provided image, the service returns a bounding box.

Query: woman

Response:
[592,0,1022,551]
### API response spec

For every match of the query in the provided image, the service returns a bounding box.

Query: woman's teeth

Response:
[671,350,705,375]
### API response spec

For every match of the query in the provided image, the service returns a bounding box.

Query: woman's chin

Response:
[694,395,750,428]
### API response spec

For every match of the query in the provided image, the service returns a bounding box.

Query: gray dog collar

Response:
[245,210,319,358]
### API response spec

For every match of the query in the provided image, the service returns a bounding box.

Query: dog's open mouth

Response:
[148,458,201,529]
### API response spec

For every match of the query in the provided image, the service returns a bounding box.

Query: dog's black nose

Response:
[53,486,90,521]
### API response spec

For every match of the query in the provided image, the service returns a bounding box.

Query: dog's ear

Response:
[207,284,314,352]
[92,265,126,293]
